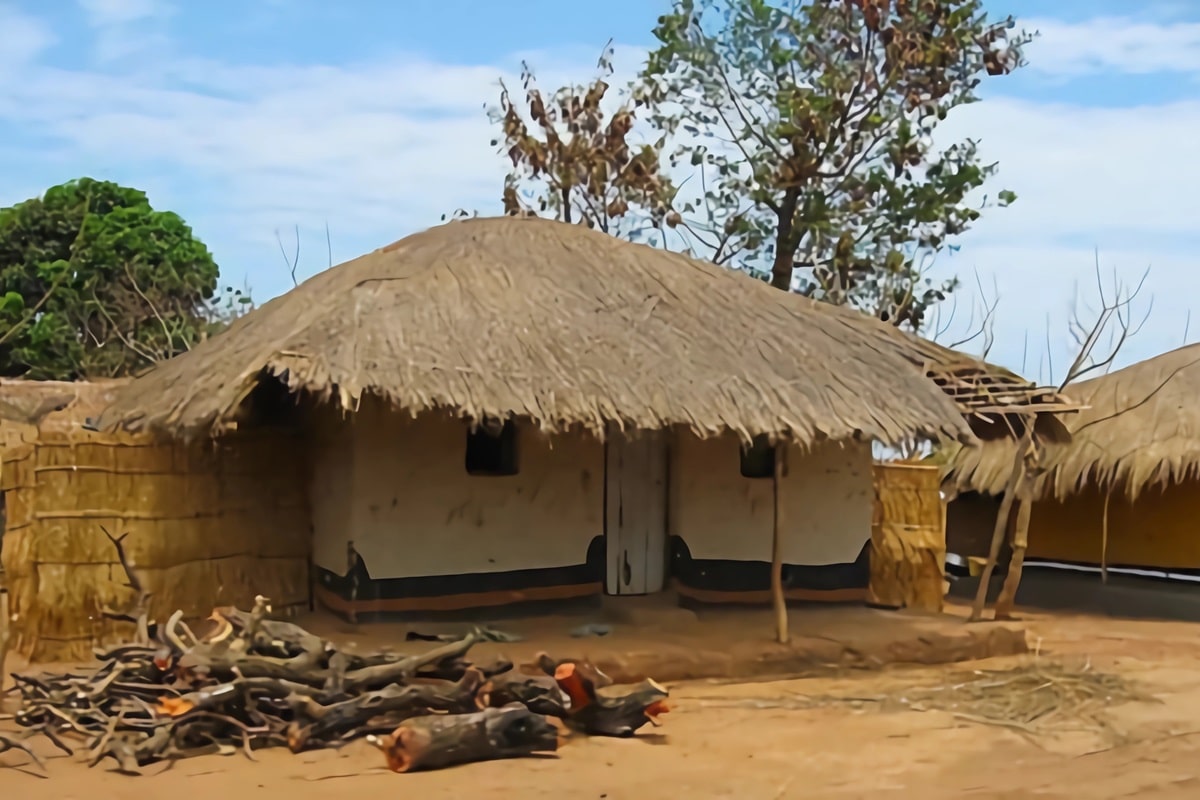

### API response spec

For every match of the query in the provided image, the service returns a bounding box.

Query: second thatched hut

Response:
[944,343,1200,575]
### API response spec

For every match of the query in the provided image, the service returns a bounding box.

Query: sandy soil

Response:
[6,603,1200,799]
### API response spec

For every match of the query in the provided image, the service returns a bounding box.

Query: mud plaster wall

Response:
[1,429,311,663]
[946,492,1005,560]
[950,483,1200,572]
[670,433,872,565]
[310,401,603,579]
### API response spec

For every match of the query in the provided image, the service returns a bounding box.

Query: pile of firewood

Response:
[0,529,669,775]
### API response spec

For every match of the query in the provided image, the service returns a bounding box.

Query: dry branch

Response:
[1,527,670,776]
[97,526,152,644]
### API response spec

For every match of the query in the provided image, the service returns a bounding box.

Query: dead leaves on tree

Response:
[492,43,675,231]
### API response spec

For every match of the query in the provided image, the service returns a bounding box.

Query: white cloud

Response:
[0,4,55,67]
[77,0,164,26]
[935,95,1199,241]
[1020,16,1200,77]
[0,9,1196,377]
[75,0,174,62]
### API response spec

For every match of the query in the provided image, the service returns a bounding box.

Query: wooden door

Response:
[605,428,667,595]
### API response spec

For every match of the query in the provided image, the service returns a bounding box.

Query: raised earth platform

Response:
[299,600,1029,685]
[3,599,1028,688]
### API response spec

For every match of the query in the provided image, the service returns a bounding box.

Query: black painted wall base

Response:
[312,533,877,621]
[948,565,1200,622]
[670,536,871,605]
[315,535,606,621]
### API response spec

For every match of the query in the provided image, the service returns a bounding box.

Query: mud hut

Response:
[86,216,979,621]
[943,344,1200,573]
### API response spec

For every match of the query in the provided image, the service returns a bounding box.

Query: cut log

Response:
[477,672,568,717]
[530,652,613,688]
[367,703,559,773]
[286,668,486,752]
[553,662,669,737]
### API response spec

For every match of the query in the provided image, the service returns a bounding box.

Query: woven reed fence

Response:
[0,428,311,662]
[869,461,947,613]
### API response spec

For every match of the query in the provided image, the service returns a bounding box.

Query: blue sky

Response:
[1,0,1198,380]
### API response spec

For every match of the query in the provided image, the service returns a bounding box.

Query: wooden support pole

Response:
[0,585,9,709]
[993,480,1032,620]
[969,422,1035,622]
[1100,490,1112,585]
[771,443,789,644]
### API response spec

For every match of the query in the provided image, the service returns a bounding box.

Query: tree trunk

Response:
[770,253,793,290]
[369,704,560,773]
[772,444,789,644]
[769,191,800,291]
[993,485,1032,620]
[969,424,1035,622]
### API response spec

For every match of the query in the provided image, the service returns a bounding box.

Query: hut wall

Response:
[1026,484,1200,571]
[669,433,873,603]
[311,401,604,616]
[946,491,1005,561]
[0,429,310,663]
[309,407,356,579]
[867,462,946,612]
[947,483,1200,573]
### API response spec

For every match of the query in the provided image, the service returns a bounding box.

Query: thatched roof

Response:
[943,344,1200,501]
[96,216,973,447]
[0,379,128,450]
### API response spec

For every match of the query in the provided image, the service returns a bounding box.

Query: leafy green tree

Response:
[634,0,1030,330]
[0,178,239,379]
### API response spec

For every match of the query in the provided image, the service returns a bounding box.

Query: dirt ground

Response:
[6,601,1200,798]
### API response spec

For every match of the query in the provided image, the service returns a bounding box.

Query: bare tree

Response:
[929,268,1000,360]
[970,258,1153,622]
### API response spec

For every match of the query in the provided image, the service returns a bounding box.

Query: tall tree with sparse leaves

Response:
[637,0,1031,330]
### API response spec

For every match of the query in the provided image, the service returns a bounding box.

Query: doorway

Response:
[604,428,668,595]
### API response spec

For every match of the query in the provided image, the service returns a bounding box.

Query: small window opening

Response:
[739,434,776,479]
[466,418,519,476]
